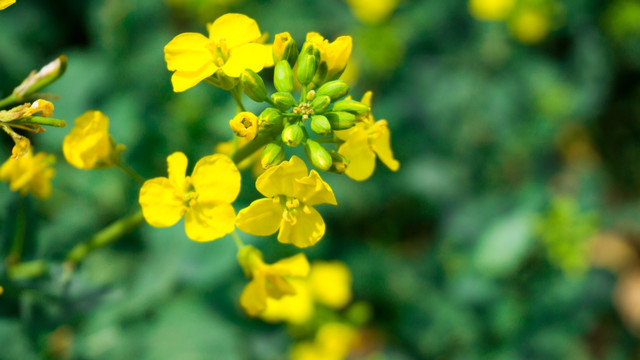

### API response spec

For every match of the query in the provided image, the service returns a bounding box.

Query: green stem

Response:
[0,93,18,110]
[231,133,272,164]
[231,87,246,112]
[6,198,26,267]
[0,55,67,110]
[8,260,48,280]
[117,161,145,184]
[300,85,308,103]
[65,210,144,268]
[231,231,245,250]
[9,116,67,128]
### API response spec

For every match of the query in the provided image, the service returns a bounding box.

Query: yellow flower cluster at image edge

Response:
[291,322,359,360]
[164,13,273,92]
[139,152,240,242]
[0,0,15,10]
[0,148,55,199]
[63,110,124,170]
[235,156,337,248]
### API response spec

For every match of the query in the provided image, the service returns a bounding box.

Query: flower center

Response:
[293,102,314,121]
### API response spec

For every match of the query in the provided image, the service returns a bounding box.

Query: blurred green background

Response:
[3,0,640,358]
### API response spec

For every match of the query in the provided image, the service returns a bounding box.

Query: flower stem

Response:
[117,161,145,184]
[8,260,48,280]
[5,197,26,267]
[8,116,67,128]
[231,133,272,164]
[231,87,246,112]
[0,93,18,110]
[231,231,245,250]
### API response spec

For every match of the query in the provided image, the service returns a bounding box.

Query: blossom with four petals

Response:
[0,148,55,199]
[235,155,337,248]
[139,152,240,242]
[63,110,124,170]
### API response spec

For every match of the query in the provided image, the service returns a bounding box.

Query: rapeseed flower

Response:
[290,322,359,360]
[0,0,15,10]
[468,0,515,21]
[306,32,352,83]
[62,110,124,170]
[238,245,309,316]
[164,13,273,92]
[229,111,258,141]
[139,152,240,242]
[336,91,399,181]
[0,148,55,199]
[235,156,337,248]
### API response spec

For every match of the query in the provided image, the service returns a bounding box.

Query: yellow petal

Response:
[293,170,337,206]
[191,154,240,203]
[371,120,400,172]
[139,177,185,227]
[184,202,236,242]
[360,91,373,108]
[164,32,214,72]
[207,13,262,49]
[323,35,352,76]
[166,152,188,191]
[309,261,352,309]
[240,275,268,316]
[270,253,310,277]
[261,279,315,325]
[62,110,115,169]
[0,0,16,10]
[265,275,296,299]
[339,128,376,181]
[221,43,273,78]
[170,65,218,93]
[277,206,325,248]
[256,155,308,198]
[235,198,283,236]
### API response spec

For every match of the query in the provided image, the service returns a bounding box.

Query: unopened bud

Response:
[240,69,268,102]
[310,115,331,135]
[316,80,349,101]
[261,142,286,168]
[297,54,317,85]
[331,99,370,114]
[274,60,294,93]
[304,139,332,171]
[310,95,331,113]
[273,32,298,66]
[271,92,297,111]
[328,150,350,174]
[258,107,283,132]
[325,111,356,130]
[229,112,259,141]
[281,124,305,147]
[206,69,239,90]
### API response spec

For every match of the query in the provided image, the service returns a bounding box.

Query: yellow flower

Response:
[259,260,352,324]
[345,0,399,25]
[229,111,258,141]
[336,91,399,181]
[0,148,55,199]
[62,110,124,170]
[0,0,15,10]
[164,13,273,92]
[290,322,359,360]
[468,0,515,21]
[306,32,352,83]
[139,152,240,242]
[508,8,551,44]
[238,245,310,316]
[235,155,337,248]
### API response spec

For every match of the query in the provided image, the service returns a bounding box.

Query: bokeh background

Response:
[3,0,640,358]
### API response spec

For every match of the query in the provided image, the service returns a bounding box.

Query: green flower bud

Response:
[258,107,283,133]
[261,142,285,168]
[310,95,331,113]
[325,111,356,130]
[274,60,294,93]
[328,149,350,174]
[304,139,332,171]
[312,62,328,86]
[273,32,298,66]
[310,115,331,135]
[297,54,317,86]
[282,124,305,147]
[271,92,297,111]
[316,80,349,101]
[240,69,268,102]
[300,42,321,60]
[331,99,370,114]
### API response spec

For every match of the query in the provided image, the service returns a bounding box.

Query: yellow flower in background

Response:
[290,322,359,360]
[229,111,258,141]
[237,245,310,316]
[509,8,551,44]
[0,0,15,10]
[306,32,352,82]
[469,0,515,21]
[345,0,399,25]
[336,91,399,181]
[259,260,353,324]
[62,110,124,170]
[139,152,240,242]
[164,13,273,92]
[0,148,55,199]
[235,156,337,248]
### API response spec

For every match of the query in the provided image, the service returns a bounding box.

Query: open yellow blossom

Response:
[290,322,359,360]
[139,152,240,242]
[229,111,258,141]
[468,0,515,21]
[346,0,399,25]
[0,148,55,199]
[164,13,273,92]
[336,91,399,181]
[237,245,309,316]
[306,32,352,83]
[235,156,337,248]
[508,8,551,44]
[260,278,315,324]
[63,110,124,170]
[0,0,15,10]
